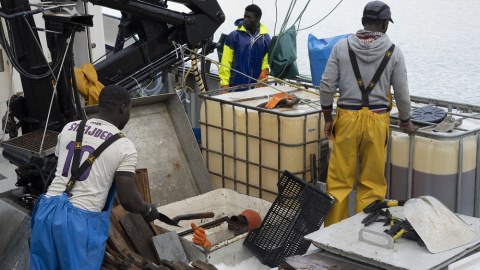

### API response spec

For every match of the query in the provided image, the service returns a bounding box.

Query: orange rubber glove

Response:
[257,69,269,88]
[221,85,229,94]
[265,93,294,109]
[191,223,211,248]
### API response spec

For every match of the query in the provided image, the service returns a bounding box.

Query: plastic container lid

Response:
[411,107,446,123]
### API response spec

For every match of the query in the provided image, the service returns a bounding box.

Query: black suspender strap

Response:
[70,120,87,178]
[347,41,395,107]
[64,120,125,197]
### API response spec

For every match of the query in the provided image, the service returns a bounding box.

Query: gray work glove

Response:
[433,115,462,132]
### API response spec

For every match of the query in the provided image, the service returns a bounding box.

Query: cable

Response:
[190,48,206,92]
[298,0,344,31]
[176,65,193,88]
[260,77,319,96]
[23,16,58,82]
[176,44,190,104]
[274,0,278,36]
[138,39,156,76]
[174,42,321,110]
[268,0,298,68]
[0,15,69,80]
[200,42,209,91]
[92,36,133,65]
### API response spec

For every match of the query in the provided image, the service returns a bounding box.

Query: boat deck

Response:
[0,148,18,194]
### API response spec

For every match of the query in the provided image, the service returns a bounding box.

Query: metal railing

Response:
[193,74,480,216]
[388,96,480,217]
[198,85,327,200]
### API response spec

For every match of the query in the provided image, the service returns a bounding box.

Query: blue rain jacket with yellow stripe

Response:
[219,19,271,88]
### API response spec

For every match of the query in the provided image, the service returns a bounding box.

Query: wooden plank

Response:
[191,260,218,270]
[103,251,124,269]
[108,222,133,255]
[122,248,149,265]
[112,204,130,220]
[110,207,135,250]
[135,168,160,236]
[135,169,150,202]
[114,193,121,207]
[120,250,172,270]
[120,213,158,264]
[150,221,161,236]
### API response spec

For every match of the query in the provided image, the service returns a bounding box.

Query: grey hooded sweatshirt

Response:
[319,33,411,121]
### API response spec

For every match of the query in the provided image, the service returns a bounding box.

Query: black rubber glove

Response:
[142,203,159,223]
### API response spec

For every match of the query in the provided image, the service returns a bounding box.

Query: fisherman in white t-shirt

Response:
[30,85,161,270]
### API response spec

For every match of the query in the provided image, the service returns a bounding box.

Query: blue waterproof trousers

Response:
[30,192,113,270]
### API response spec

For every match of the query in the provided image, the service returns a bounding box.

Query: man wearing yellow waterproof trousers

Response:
[319,1,418,226]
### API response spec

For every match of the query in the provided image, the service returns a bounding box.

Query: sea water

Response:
[213,0,480,105]
[104,0,480,104]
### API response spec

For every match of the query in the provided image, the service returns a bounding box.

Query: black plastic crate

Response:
[243,171,334,267]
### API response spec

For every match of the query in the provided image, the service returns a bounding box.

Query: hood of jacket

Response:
[234,18,268,35]
[347,33,392,63]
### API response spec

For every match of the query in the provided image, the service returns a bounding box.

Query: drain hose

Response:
[190,48,205,92]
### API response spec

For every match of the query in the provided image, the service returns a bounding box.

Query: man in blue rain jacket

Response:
[219,4,271,90]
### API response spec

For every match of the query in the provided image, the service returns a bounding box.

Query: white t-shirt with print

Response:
[46,119,137,212]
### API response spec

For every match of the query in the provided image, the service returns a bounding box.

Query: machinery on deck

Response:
[0,0,224,208]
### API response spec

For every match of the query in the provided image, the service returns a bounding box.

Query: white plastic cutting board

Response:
[305,207,480,270]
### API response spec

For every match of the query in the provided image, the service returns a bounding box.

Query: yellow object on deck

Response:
[74,63,104,105]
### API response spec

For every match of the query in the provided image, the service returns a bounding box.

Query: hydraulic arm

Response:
[0,0,224,205]
[87,0,224,87]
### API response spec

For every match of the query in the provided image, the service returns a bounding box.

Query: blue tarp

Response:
[308,33,351,86]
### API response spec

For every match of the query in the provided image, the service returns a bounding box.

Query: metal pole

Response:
[475,134,480,217]
[246,107,250,195]
[303,116,308,180]
[407,134,415,199]
[317,113,322,184]
[456,138,464,213]
[258,112,263,199]
[204,99,209,172]
[386,130,392,199]
[233,105,237,191]
[277,115,281,183]
[220,103,225,188]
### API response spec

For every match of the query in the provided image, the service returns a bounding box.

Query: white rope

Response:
[22,16,74,155]
[176,44,190,104]
[39,31,75,156]
[130,76,142,96]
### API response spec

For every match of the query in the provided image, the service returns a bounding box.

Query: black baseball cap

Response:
[363,1,394,23]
